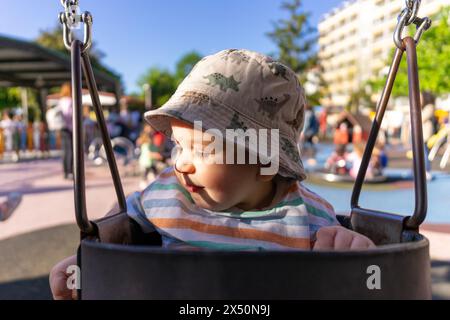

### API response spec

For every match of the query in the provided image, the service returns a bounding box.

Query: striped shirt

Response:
[127,167,339,251]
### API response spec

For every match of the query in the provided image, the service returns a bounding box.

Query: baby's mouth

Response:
[181,177,204,193]
[185,184,204,193]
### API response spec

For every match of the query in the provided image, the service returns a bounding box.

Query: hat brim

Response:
[144,98,306,181]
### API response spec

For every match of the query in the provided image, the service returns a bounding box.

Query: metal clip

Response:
[60,0,81,29]
[413,17,432,44]
[394,0,431,49]
[59,8,93,53]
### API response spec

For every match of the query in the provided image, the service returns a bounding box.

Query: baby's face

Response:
[170,119,274,212]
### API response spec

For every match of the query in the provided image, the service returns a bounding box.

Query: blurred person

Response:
[1,111,14,154]
[333,122,349,146]
[0,126,4,159]
[348,142,372,179]
[56,83,74,179]
[83,105,96,154]
[372,140,388,177]
[302,105,319,152]
[421,91,436,181]
[325,144,349,175]
[319,108,328,140]
[15,113,27,154]
[136,123,163,189]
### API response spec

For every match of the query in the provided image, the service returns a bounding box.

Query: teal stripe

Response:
[220,198,305,218]
[304,203,335,223]
[186,241,264,251]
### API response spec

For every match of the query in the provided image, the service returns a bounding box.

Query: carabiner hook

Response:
[413,17,432,45]
[394,2,431,50]
[59,10,93,53]
[394,8,409,50]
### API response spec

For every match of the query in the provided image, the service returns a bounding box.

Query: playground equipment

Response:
[60,0,433,299]
[88,136,137,166]
[428,126,450,169]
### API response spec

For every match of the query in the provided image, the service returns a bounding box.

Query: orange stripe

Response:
[298,185,334,212]
[150,218,310,249]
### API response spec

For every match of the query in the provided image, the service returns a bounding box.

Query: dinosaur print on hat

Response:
[255,94,291,120]
[204,73,241,92]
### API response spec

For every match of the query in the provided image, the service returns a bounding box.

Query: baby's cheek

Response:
[204,168,243,196]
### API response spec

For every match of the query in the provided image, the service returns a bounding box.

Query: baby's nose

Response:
[175,155,195,174]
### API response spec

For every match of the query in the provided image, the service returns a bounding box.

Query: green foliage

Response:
[348,85,374,112]
[266,0,326,106]
[369,7,450,97]
[266,0,316,74]
[138,68,177,107]
[0,87,41,122]
[175,51,202,85]
[138,51,203,107]
[0,87,20,110]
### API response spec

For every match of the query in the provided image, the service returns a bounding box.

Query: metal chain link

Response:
[394,0,431,49]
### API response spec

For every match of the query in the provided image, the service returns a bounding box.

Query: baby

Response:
[50,49,375,299]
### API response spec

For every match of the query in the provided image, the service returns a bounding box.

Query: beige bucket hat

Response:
[144,49,307,181]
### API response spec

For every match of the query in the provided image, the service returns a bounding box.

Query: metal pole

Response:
[143,83,152,110]
[20,87,28,125]
[72,40,94,235]
[351,48,404,208]
[404,37,427,229]
[81,52,127,212]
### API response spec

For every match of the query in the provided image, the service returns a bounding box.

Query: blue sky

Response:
[0,0,343,94]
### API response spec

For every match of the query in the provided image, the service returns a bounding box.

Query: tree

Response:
[138,51,203,107]
[266,0,326,105]
[369,7,450,97]
[0,87,20,111]
[174,51,202,85]
[138,68,177,108]
[348,85,373,113]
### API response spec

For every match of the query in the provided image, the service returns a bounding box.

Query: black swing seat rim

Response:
[81,232,429,257]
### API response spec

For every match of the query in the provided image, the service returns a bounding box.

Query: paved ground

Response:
[0,158,140,241]
[0,156,449,299]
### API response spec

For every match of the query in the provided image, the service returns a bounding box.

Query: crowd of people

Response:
[2,84,448,185]
[0,110,52,162]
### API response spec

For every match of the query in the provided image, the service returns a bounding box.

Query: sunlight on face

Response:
[170,119,275,212]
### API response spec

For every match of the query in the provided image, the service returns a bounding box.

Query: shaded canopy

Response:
[0,34,120,94]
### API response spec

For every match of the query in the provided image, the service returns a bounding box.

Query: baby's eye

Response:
[193,149,211,158]
[171,144,183,159]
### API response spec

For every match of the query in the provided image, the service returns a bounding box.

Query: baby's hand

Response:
[313,226,376,251]
[49,255,78,300]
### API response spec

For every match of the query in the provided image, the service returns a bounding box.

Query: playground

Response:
[1,0,450,301]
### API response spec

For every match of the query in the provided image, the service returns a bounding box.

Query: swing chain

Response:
[405,0,421,25]
[59,0,93,53]
[394,0,431,49]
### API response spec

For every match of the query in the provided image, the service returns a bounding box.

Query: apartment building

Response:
[318,0,450,107]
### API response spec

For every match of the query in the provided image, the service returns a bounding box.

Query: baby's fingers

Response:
[49,255,77,300]
[312,227,338,250]
[350,235,376,250]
